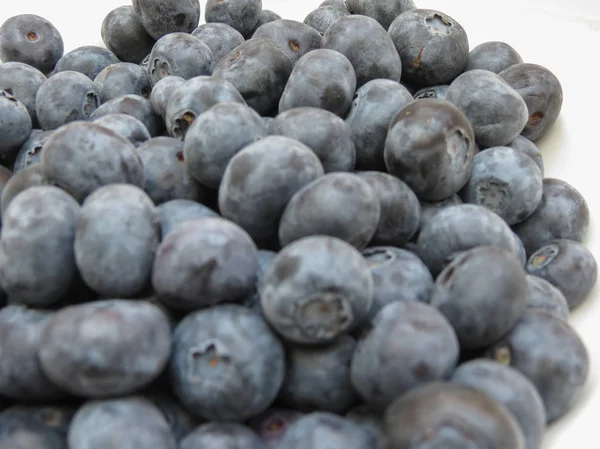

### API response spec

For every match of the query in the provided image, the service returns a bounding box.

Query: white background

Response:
[1,1,599,448]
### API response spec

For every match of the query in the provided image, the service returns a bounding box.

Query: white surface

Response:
[1,1,599,448]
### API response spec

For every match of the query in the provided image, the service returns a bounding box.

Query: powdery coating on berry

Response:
[253,19,322,64]
[0,411,67,449]
[54,45,119,80]
[218,135,324,246]
[268,106,356,171]
[430,245,528,349]
[488,310,589,423]
[351,301,459,411]
[345,405,390,449]
[136,0,201,40]
[0,62,47,125]
[385,382,526,449]
[416,203,516,276]
[0,186,80,306]
[275,412,377,449]
[205,0,263,37]
[525,275,570,321]
[12,130,52,173]
[67,396,177,449]
[246,9,282,38]
[143,389,202,442]
[512,178,589,256]
[445,69,529,148]
[466,41,523,74]
[418,194,463,235]
[260,235,373,344]
[212,38,294,115]
[345,0,415,29]
[150,75,186,119]
[388,9,468,87]
[321,15,402,88]
[384,98,476,202]
[152,217,259,310]
[278,49,357,118]
[0,90,32,156]
[192,22,245,64]
[0,165,49,217]
[165,76,246,140]
[303,6,350,35]
[169,304,285,421]
[526,239,598,310]
[507,135,544,177]
[93,113,151,148]
[0,306,66,400]
[179,422,266,449]
[184,102,267,189]
[279,173,380,249]
[90,94,161,137]
[93,62,152,103]
[38,300,171,397]
[101,5,155,64]
[155,199,218,240]
[74,184,159,298]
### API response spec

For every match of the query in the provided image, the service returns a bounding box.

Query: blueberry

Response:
[0,62,46,126]
[191,23,245,64]
[413,84,449,101]
[465,41,523,74]
[242,249,278,314]
[147,33,213,86]
[53,46,119,80]
[38,300,171,398]
[35,71,99,131]
[149,75,185,119]
[67,397,177,449]
[274,412,377,449]
[351,301,459,410]
[75,184,159,297]
[268,107,355,172]
[0,186,79,305]
[499,63,563,142]
[205,0,263,37]
[512,178,589,256]
[100,6,154,65]
[278,50,356,118]
[451,360,545,449]
[1,404,77,439]
[384,98,476,201]
[40,121,145,203]
[0,167,11,216]
[321,15,402,87]
[180,422,266,449]
[417,204,516,277]
[525,274,570,320]
[418,194,462,236]
[303,6,350,35]
[278,173,380,249]
[512,231,528,267]
[345,79,413,171]
[12,129,53,173]
[253,19,322,65]
[361,246,434,319]
[93,62,152,103]
[218,136,324,247]
[430,245,527,349]
[93,113,151,147]
[445,69,529,148]
[356,172,421,246]
[260,235,373,344]
[184,102,267,189]
[0,306,66,401]
[170,304,285,421]
[526,239,597,309]
[155,199,218,240]
[212,39,293,116]
[462,146,543,225]
[345,0,415,29]
[280,336,359,413]
[0,411,66,449]
[165,76,246,140]
[0,90,32,156]
[507,135,544,177]
[488,310,589,423]
[344,406,389,449]
[152,217,259,310]
[142,389,202,442]
[246,10,283,38]
[135,0,201,40]
[90,94,161,136]
[388,10,469,87]
[384,382,526,449]
[321,0,346,6]
[137,136,206,204]
[0,14,63,74]
[248,407,304,448]
[0,165,48,217]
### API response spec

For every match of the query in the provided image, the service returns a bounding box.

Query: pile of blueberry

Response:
[0,0,597,448]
